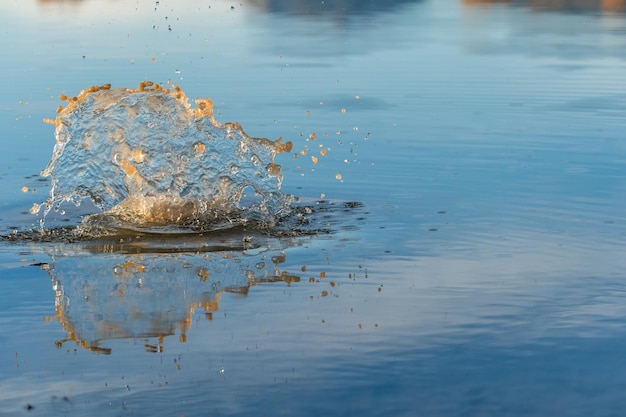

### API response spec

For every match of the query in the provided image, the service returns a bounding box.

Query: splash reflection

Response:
[40,241,299,354]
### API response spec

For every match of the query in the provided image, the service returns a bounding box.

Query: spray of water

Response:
[32,81,294,234]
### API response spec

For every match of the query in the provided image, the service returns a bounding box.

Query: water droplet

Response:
[197,266,209,281]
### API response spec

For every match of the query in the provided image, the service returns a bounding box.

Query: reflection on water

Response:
[462,0,626,13]
[29,198,365,355]
[41,239,298,354]
[37,0,81,4]
[246,0,423,15]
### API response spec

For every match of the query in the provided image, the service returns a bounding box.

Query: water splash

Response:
[32,81,294,234]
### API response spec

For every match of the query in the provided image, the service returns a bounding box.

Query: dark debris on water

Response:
[0,200,366,247]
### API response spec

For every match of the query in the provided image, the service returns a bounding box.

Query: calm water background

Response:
[1,0,626,416]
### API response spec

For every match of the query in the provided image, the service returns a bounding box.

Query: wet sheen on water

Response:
[31,81,294,235]
[5,1,626,416]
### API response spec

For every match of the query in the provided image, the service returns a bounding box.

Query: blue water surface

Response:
[1,0,626,416]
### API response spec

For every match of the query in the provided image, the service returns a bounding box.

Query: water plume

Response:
[32,81,294,235]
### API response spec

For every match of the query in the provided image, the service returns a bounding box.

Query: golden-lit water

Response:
[32,81,294,235]
[43,244,299,355]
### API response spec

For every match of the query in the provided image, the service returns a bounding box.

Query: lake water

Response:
[2,0,626,416]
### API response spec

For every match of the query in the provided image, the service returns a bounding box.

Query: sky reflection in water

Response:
[1,0,626,416]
